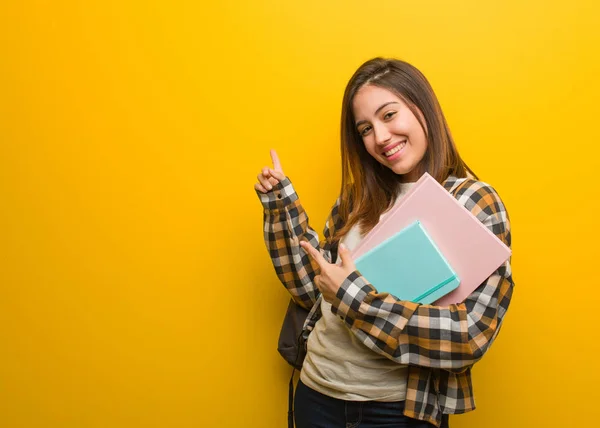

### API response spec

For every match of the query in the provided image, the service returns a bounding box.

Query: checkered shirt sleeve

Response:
[257,177,341,311]
[329,179,514,372]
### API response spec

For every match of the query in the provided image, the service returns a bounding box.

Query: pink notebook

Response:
[351,173,511,305]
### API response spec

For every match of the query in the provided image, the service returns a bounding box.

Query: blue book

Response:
[354,221,460,304]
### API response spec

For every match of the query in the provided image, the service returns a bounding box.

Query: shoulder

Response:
[446,177,511,246]
[324,195,344,234]
[327,182,354,226]
[455,179,506,216]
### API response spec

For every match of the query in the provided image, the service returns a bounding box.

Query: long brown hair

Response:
[333,57,477,243]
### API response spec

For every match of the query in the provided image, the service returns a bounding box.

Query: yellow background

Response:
[1,1,599,427]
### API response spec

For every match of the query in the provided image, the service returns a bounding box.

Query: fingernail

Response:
[340,243,346,250]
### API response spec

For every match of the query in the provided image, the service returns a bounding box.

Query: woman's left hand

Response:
[300,241,357,303]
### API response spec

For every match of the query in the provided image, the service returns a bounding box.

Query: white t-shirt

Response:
[300,182,415,401]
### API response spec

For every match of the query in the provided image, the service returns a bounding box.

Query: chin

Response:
[391,165,421,181]
[390,165,412,175]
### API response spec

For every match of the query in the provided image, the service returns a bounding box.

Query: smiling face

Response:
[352,84,428,182]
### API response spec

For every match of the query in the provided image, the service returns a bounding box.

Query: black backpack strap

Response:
[287,314,309,427]
[288,367,296,428]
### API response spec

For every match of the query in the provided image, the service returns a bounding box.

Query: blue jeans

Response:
[294,379,450,428]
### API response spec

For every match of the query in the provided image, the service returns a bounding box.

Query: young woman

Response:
[254,58,513,428]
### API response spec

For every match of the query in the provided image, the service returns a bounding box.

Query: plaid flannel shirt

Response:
[258,175,514,427]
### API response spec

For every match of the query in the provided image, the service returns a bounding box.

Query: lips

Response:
[382,140,407,157]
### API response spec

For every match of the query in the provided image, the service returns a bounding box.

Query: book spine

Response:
[414,275,459,303]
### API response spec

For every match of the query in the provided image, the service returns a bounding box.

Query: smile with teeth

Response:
[384,141,406,157]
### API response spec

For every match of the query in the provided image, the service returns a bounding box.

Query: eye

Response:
[383,111,396,120]
[359,125,372,136]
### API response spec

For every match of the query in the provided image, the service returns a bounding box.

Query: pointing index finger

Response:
[270,149,282,171]
[300,241,326,268]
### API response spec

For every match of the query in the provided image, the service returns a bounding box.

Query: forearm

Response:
[258,178,326,310]
[331,265,513,371]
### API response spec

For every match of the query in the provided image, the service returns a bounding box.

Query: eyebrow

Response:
[355,101,400,128]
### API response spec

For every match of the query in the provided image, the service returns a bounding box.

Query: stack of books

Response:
[350,173,511,305]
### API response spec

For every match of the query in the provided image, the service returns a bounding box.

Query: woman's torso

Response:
[300,182,416,401]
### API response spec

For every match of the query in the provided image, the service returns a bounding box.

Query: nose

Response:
[373,122,392,147]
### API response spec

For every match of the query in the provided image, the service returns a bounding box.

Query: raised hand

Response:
[255,149,286,194]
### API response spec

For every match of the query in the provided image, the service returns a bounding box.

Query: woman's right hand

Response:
[255,149,287,194]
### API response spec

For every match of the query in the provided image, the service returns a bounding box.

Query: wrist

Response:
[257,177,298,211]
